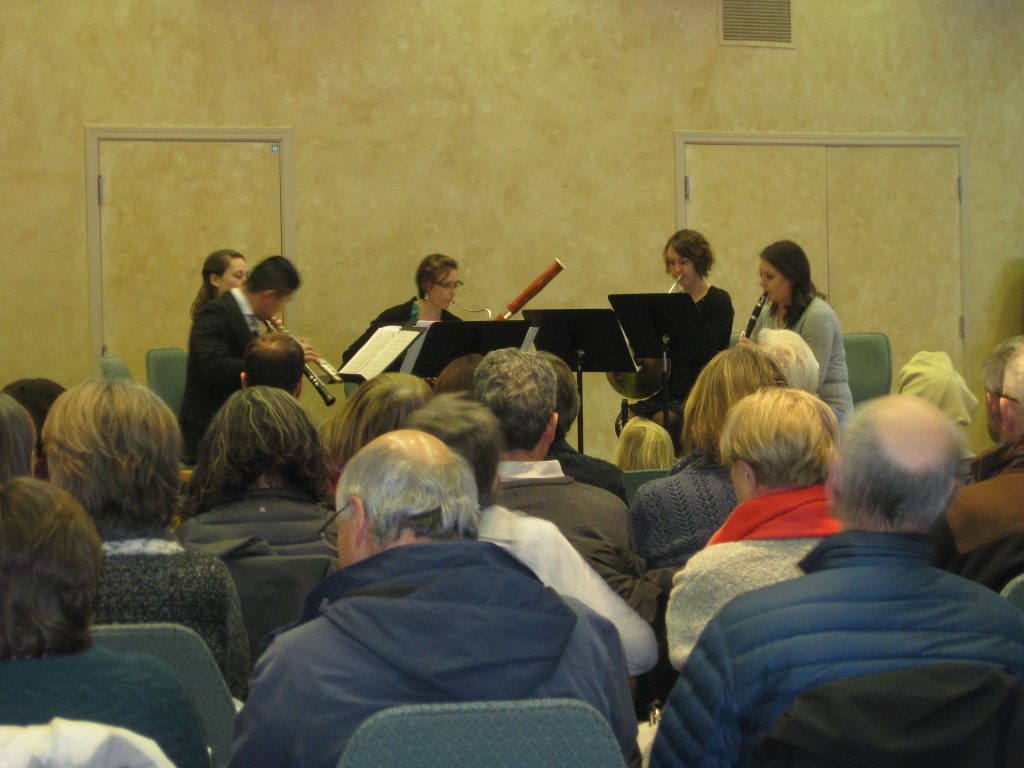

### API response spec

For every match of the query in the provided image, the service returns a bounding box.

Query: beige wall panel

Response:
[684,144,830,329]
[2,1,1024,459]
[826,146,963,401]
[99,140,281,380]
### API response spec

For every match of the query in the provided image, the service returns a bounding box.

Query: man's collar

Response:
[497,459,564,482]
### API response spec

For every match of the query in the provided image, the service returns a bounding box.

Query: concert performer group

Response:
[181,231,852,462]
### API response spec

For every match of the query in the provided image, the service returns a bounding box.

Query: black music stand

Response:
[400,321,534,378]
[523,309,634,454]
[607,293,704,427]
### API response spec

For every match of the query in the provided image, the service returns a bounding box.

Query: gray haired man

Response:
[230,429,637,768]
[932,344,1024,590]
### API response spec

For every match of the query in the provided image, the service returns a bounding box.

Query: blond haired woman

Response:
[612,417,674,472]
[628,346,785,569]
[666,388,841,669]
[43,379,249,696]
[320,374,433,479]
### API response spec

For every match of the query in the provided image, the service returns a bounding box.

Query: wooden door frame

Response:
[84,126,296,376]
[674,130,971,379]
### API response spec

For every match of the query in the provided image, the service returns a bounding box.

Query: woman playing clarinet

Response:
[747,240,854,418]
[630,230,734,442]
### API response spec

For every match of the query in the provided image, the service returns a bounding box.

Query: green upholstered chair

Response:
[92,622,236,768]
[843,333,892,405]
[337,699,625,768]
[145,347,188,419]
[623,468,669,506]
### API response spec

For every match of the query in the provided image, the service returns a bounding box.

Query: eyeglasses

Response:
[993,390,1021,403]
[435,280,463,291]
[318,500,351,552]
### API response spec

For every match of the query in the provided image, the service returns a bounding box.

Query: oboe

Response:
[263,320,337,406]
[741,293,768,340]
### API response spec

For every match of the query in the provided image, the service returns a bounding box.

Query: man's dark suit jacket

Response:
[179,292,254,460]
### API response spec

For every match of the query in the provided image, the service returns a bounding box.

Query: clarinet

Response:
[741,293,768,340]
[263,320,337,406]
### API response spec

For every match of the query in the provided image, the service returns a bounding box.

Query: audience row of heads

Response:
[0,340,995,661]
[5,338,1024,559]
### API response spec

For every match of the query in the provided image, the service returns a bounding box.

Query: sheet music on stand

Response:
[339,325,423,382]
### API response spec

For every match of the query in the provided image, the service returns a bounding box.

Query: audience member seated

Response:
[42,379,250,698]
[612,417,674,472]
[2,378,65,480]
[319,373,432,480]
[541,351,628,502]
[651,395,1024,768]
[178,386,334,555]
[629,346,785,569]
[0,478,209,768]
[231,430,638,768]
[242,331,305,395]
[931,343,1024,591]
[474,348,663,625]
[666,387,840,669]
[432,352,482,394]
[980,335,1024,444]
[0,393,35,482]
[756,327,820,394]
[897,350,977,481]
[407,393,657,677]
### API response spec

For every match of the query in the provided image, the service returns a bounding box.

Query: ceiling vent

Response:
[720,0,792,46]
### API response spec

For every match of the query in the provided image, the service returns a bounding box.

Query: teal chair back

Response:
[843,333,892,405]
[100,355,133,380]
[623,468,669,505]
[146,348,188,418]
[337,699,625,768]
[92,623,236,768]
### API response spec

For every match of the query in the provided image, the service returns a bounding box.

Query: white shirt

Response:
[479,504,657,676]
[231,287,261,335]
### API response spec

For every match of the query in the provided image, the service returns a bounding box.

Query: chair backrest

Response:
[623,468,669,505]
[1001,572,1024,611]
[100,356,133,380]
[843,333,892,405]
[91,623,236,768]
[337,699,625,768]
[145,348,188,418]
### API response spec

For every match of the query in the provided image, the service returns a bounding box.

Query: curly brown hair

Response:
[183,387,333,518]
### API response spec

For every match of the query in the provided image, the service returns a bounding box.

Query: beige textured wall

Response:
[2,0,1022,459]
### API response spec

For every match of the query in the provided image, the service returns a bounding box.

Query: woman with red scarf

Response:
[666,387,841,669]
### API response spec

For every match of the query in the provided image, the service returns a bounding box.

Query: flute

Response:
[741,293,768,340]
[263,320,337,406]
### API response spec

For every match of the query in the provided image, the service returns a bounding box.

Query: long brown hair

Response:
[190,249,245,319]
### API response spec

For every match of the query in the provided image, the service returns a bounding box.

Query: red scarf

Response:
[707,484,840,545]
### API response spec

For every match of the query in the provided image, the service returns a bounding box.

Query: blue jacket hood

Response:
[303,540,580,700]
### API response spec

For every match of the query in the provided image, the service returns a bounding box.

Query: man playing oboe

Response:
[179,255,317,462]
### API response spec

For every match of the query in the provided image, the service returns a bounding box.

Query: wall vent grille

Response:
[720,0,792,46]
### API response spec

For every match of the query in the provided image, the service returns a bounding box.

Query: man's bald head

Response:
[830,395,959,533]
[336,429,480,557]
